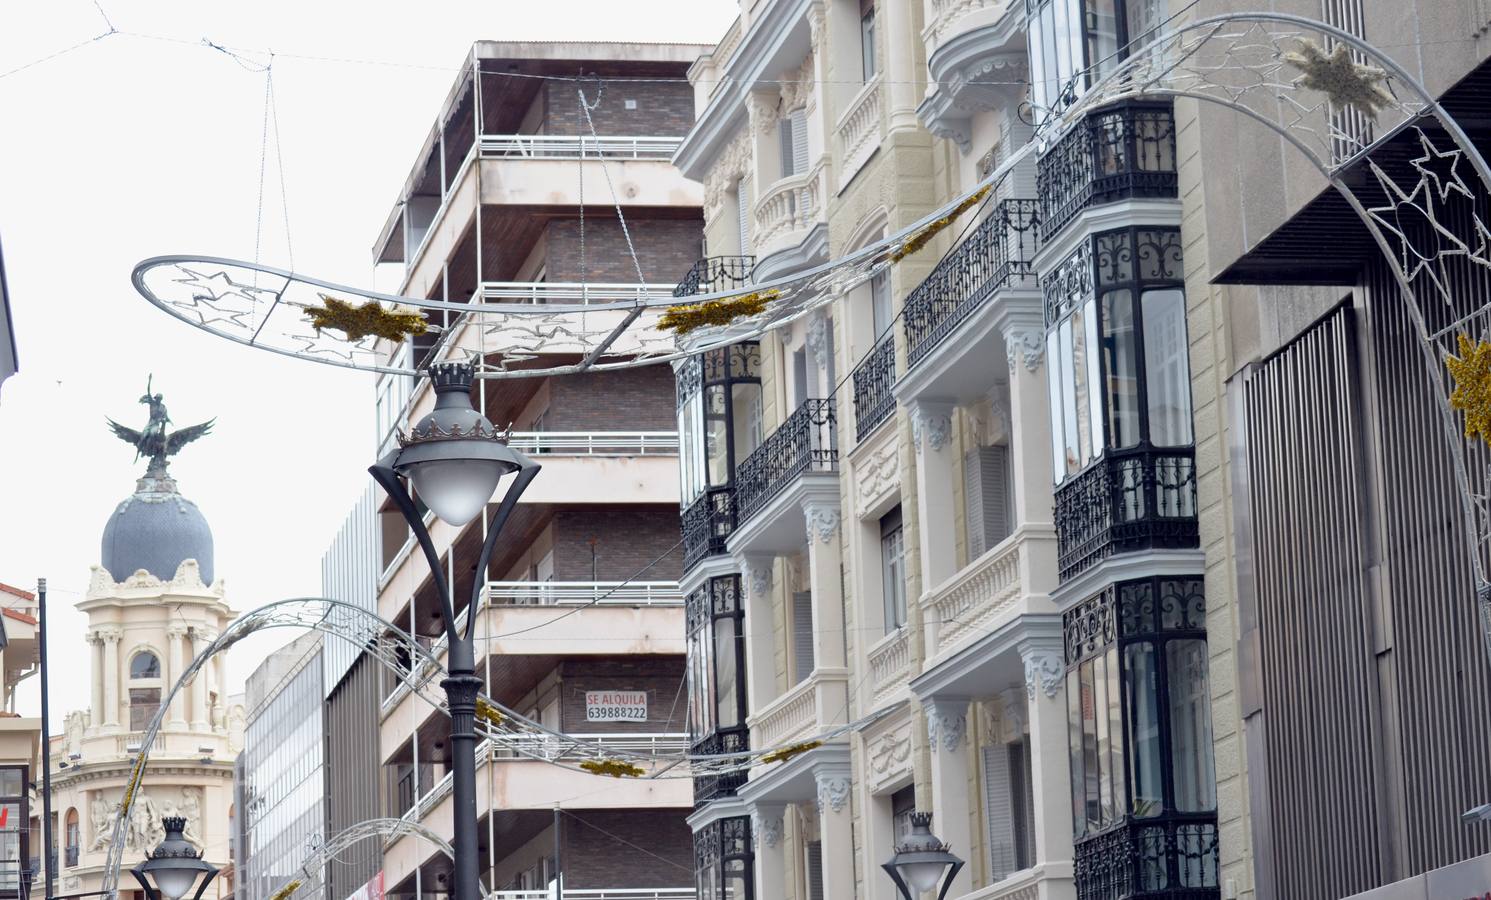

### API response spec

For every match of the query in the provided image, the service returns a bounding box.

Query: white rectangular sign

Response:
[585,690,647,722]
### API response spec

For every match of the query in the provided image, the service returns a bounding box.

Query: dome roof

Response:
[101,475,214,585]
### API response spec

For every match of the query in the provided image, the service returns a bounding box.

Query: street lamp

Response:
[369,362,539,900]
[129,817,218,900]
[881,812,964,900]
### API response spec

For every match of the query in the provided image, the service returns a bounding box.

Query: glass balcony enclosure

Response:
[686,576,749,803]
[1045,227,1196,580]
[1037,101,1178,241]
[694,817,753,900]
[1065,577,1218,899]
[677,343,762,569]
[1026,0,1167,116]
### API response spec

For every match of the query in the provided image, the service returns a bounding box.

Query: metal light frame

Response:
[129,816,218,900]
[881,812,964,900]
[368,362,540,900]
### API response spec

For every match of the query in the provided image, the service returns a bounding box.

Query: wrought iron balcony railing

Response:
[903,199,1041,369]
[735,399,838,525]
[682,487,737,571]
[1037,101,1179,241]
[1073,817,1219,900]
[673,256,755,298]
[691,730,748,804]
[1054,447,1198,582]
[852,336,896,441]
[64,846,78,868]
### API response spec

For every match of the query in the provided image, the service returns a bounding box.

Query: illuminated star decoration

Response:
[304,293,430,342]
[1282,39,1394,122]
[1447,333,1491,445]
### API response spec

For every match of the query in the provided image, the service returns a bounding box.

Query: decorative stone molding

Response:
[748,91,779,136]
[742,556,774,598]
[1023,650,1064,700]
[807,0,826,52]
[166,623,190,639]
[856,437,899,519]
[815,774,851,814]
[803,504,840,544]
[911,406,953,453]
[804,313,830,371]
[751,808,785,849]
[1006,329,1045,373]
[703,130,752,211]
[779,53,816,113]
[97,626,124,644]
[924,701,968,753]
[868,721,912,792]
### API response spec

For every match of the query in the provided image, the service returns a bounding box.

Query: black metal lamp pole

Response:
[369,363,539,900]
[882,812,964,900]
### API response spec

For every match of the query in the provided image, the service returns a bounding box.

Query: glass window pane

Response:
[1106,646,1124,825]
[714,618,739,729]
[1168,639,1217,812]
[1102,289,1140,448]
[1059,319,1079,476]
[1028,6,1047,112]
[706,386,729,487]
[1067,668,1085,837]
[733,383,763,464]
[1085,0,1119,77]
[1126,0,1163,49]
[1084,298,1103,459]
[1052,0,1074,94]
[1125,642,1163,816]
[1048,330,1065,483]
[1080,660,1101,831]
[881,522,906,632]
[861,9,877,81]
[130,653,160,679]
[1070,304,1092,471]
[1141,289,1193,446]
[0,771,21,799]
[1093,652,1112,826]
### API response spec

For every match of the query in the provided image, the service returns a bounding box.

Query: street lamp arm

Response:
[369,458,457,647]
[464,459,540,643]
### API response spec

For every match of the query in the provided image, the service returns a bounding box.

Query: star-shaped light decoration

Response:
[1282,40,1394,122]
[1410,129,1474,203]
[303,293,430,342]
[1447,333,1491,445]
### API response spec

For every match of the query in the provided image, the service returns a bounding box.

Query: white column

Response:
[211,637,228,732]
[750,803,788,899]
[802,502,846,672]
[1021,643,1076,876]
[924,697,974,898]
[883,0,921,134]
[88,632,104,731]
[101,628,120,728]
[166,625,187,727]
[738,554,780,713]
[815,768,856,900]
[189,630,209,728]
[911,401,958,596]
[1005,325,1056,527]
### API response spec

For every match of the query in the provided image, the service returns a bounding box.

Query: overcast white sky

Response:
[0,0,735,721]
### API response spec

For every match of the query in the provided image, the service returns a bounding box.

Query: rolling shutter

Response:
[964,445,1012,558]
[793,592,815,684]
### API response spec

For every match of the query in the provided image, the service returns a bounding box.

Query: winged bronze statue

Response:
[107,375,214,478]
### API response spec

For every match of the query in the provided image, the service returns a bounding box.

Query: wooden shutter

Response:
[1016,737,1036,870]
[982,745,1017,880]
[806,841,824,900]
[779,117,796,178]
[791,108,809,174]
[964,445,1012,558]
[793,592,815,684]
[736,176,752,254]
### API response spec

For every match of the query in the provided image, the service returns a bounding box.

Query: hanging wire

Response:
[578,82,650,288]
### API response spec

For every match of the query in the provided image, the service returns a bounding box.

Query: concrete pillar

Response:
[88,632,104,731]
[911,400,958,593]
[166,625,187,727]
[1021,643,1076,878]
[802,502,846,672]
[816,768,856,900]
[883,0,921,134]
[750,803,788,899]
[739,554,780,712]
[101,628,120,729]
[1004,321,1056,527]
[189,630,209,729]
[923,697,973,898]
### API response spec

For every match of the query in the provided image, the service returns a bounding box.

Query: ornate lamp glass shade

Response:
[881,813,963,900]
[392,364,524,527]
[130,816,217,900]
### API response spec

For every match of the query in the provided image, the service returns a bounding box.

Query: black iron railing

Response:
[673,256,756,297]
[852,337,896,441]
[1055,447,1198,581]
[64,846,78,868]
[1037,101,1178,241]
[1074,817,1219,900]
[735,399,838,524]
[682,487,737,570]
[691,730,749,804]
[903,199,1041,369]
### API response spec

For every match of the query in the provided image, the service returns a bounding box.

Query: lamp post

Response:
[368,362,539,900]
[882,812,964,900]
[129,817,218,900]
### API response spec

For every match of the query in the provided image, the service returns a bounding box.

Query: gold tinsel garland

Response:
[1282,40,1394,122]
[889,186,992,263]
[658,289,781,336]
[580,758,646,778]
[1448,333,1491,445]
[760,740,822,765]
[121,753,146,810]
[269,880,302,900]
[305,293,430,343]
[475,697,506,728]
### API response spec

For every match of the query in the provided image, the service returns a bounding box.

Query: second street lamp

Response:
[369,362,540,900]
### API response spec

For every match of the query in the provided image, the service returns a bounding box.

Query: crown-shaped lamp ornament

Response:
[130,816,218,900]
[882,812,964,900]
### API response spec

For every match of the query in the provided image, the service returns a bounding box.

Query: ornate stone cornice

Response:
[911,404,953,454]
[924,699,968,753]
[815,774,851,815]
[1022,649,1064,700]
[803,504,840,544]
[751,807,784,849]
[1005,329,1044,373]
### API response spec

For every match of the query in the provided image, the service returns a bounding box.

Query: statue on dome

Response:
[106,375,215,478]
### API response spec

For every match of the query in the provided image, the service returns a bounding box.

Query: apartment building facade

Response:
[367,41,706,900]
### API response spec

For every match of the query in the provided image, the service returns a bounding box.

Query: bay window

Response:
[695,817,753,900]
[679,344,763,569]
[1066,578,1218,897]
[687,576,749,802]
[1026,0,1167,114]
